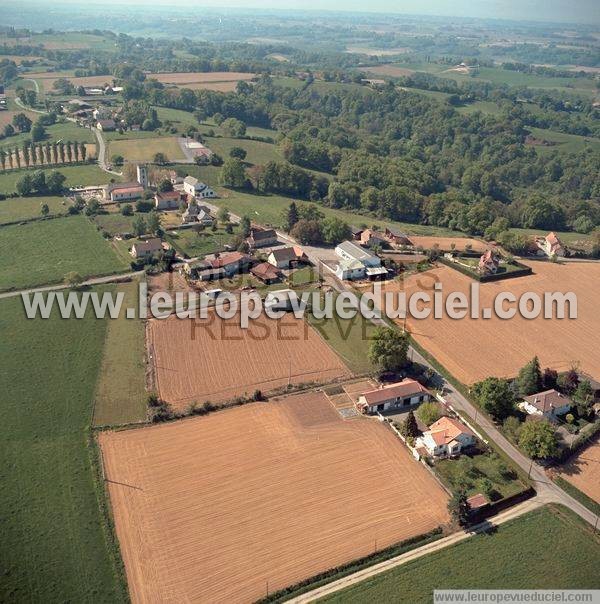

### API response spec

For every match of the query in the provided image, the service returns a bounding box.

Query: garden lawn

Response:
[0,215,128,291]
[93,280,147,426]
[0,196,68,224]
[91,212,136,236]
[321,506,600,603]
[0,294,127,603]
[0,164,117,194]
[164,224,240,258]
[108,137,185,163]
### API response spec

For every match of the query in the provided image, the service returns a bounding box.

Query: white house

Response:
[267,246,307,269]
[183,176,216,199]
[357,379,431,414]
[136,164,149,188]
[154,191,182,211]
[335,258,367,281]
[518,389,572,421]
[418,416,477,457]
[536,232,566,258]
[130,238,163,259]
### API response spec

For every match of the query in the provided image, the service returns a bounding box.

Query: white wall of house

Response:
[359,392,430,414]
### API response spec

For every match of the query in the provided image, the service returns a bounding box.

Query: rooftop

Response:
[336,240,376,262]
[426,416,474,447]
[523,389,572,412]
[361,379,429,406]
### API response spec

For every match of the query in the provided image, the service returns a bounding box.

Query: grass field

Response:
[0,32,116,51]
[0,164,118,195]
[108,136,185,163]
[0,294,127,602]
[0,121,95,151]
[456,100,504,116]
[213,189,465,236]
[202,135,282,165]
[0,215,128,291]
[91,212,137,236]
[527,127,600,154]
[99,391,449,603]
[92,280,147,426]
[164,224,240,257]
[307,305,378,374]
[0,195,69,224]
[322,506,600,602]
[508,226,591,247]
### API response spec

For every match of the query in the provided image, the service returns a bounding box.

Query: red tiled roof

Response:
[210,252,249,268]
[467,493,489,509]
[156,191,180,201]
[426,416,474,446]
[361,379,429,406]
[251,262,281,280]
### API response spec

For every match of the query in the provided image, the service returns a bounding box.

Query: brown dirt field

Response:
[99,391,449,603]
[147,71,256,84]
[32,74,116,93]
[148,313,352,409]
[175,81,242,92]
[0,109,38,128]
[560,436,600,503]
[409,236,488,252]
[365,64,415,77]
[377,261,600,384]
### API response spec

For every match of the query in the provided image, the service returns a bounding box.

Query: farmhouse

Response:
[518,389,572,421]
[536,232,566,258]
[154,191,182,210]
[209,252,252,276]
[130,238,163,259]
[97,119,116,132]
[104,183,144,202]
[183,176,216,199]
[357,379,431,414]
[246,228,278,249]
[478,250,500,275]
[360,229,387,248]
[418,416,476,457]
[267,246,307,269]
[334,240,387,281]
[182,201,214,225]
[385,227,413,246]
[251,262,282,284]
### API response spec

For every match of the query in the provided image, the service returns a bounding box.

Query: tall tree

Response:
[402,410,419,438]
[285,201,299,232]
[516,356,542,396]
[472,377,516,421]
[368,327,409,373]
[518,420,558,459]
[80,143,87,162]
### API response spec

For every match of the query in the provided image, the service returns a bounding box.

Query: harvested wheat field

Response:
[147,71,256,85]
[409,236,488,252]
[99,391,449,603]
[148,313,351,409]
[377,261,600,384]
[365,64,416,77]
[28,73,117,92]
[560,436,600,504]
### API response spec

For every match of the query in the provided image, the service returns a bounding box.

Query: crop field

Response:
[0,294,127,602]
[147,71,256,87]
[0,195,68,224]
[148,313,352,409]
[99,391,449,603]
[322,506,600,603]
[408,236,486,252]
[0,215,128,290]
[560,436,600,504]
[382,260,600,385]
[0,164,117,194]
[26,73,118,93]
[108,136,186,163]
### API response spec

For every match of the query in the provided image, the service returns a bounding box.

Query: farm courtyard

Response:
[99,391,450,604]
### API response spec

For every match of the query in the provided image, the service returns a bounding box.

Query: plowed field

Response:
[148,314,351,409]
[99,391,449,603]
[560,436,600,504]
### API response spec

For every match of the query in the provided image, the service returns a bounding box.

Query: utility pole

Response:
[528,458,534,479]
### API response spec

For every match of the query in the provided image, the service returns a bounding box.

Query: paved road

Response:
[0,271,144,300]
[92,127,123,176]
[289,497,544,603]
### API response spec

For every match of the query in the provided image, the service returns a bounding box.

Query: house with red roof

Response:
[357,379,431,414]
[418,416,476,457]
[535,232,566,258]
[208,252,252,276]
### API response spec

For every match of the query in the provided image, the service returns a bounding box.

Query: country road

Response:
[0,270,144,300]
[200,199,600,529]
[92,127,123,176]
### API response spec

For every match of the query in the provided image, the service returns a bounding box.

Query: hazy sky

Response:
[45,0,600,25]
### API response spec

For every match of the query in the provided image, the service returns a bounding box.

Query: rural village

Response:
[1,12,599,604]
